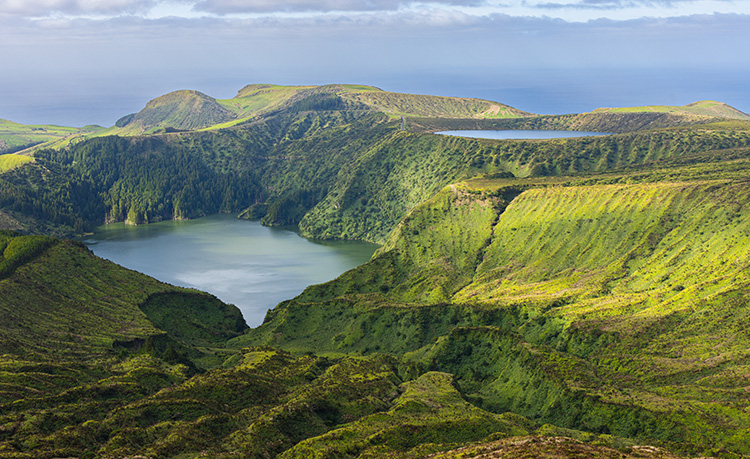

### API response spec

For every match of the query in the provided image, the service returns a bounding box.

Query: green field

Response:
[592,100,750,120]
[0,118,103,153]
[0,153,33,172]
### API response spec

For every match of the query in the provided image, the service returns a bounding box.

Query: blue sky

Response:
[1,0,748,126]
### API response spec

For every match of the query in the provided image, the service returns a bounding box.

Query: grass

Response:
[243,164,750,455]
[339,89,532,119]
[592,100,750,120]
[0,153,33,173]
[0,119,101,154]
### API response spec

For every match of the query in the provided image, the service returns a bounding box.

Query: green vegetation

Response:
[592,100,750,120]
[5,103,749,243]
[339,88,531,119]
[0,231,677,458]
[0,119,102,154]
[107,84,531,137]
[0,153,33,173]
[4,85,750,457]
[240,157,750,456]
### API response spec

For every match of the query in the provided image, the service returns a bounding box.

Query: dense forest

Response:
[2,97,750,243]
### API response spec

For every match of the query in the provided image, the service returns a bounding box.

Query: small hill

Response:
[592,100,750,120]
[114,89,238,134]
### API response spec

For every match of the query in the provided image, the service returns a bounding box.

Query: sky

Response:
[1,0,749,126]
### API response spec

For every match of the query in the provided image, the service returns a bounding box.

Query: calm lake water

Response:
[436,130,610,140]
[84,214,379,327]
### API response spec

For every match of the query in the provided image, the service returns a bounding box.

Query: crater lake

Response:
[84,214,379,327]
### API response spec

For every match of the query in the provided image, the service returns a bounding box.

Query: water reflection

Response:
[84,214,379,327]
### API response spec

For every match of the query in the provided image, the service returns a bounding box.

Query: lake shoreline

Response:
[84,214,378,327]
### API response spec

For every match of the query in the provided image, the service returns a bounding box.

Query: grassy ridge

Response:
[339,88,532,119]
[241,166,750,455]
[102,84,532,137]
[592,100,750,120]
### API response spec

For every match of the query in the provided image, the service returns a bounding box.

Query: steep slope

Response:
[241,162,750,456]
[0,231,246,362]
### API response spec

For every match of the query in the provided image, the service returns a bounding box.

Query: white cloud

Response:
[2,0,748,20]
[191,0,480,14]
[0,0,160,16]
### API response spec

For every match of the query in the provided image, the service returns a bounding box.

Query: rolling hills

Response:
[2,84,750,457]
[0,227,698,458]
[105,84,532,137]
[2,84,750,243]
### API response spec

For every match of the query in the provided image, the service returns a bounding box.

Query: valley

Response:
[1,84,750,458]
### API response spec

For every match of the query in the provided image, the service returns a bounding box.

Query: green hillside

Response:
[0,119,102,154]
[337,85,532,119]
[104,84,533,136]
[239,159,750,456]
[0,231,674,459]
[0,231,245,362]
[4,102,750,242]
[592,100,750,120]
[0,153,33,173]
[5,86,750,457]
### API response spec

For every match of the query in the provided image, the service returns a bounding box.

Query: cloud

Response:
[192,0,481,14]
[529,0,725,6]
[531,0,698,9]
[2,0,746,22]
[0,0,161,16]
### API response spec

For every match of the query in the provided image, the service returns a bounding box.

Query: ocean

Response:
[1,67,747,127]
